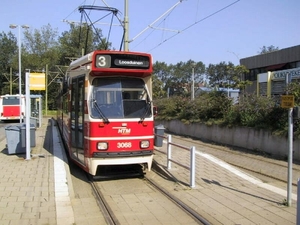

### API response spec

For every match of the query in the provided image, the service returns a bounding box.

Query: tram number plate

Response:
[96,55,111,68]
[117,142,132,148]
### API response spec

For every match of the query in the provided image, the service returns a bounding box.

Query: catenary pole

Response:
[9,24,29,122]
[124,0,129,51]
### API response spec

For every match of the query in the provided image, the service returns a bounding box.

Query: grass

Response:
[42,110,57,117]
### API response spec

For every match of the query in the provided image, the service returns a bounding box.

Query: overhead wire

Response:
[132,5,177,50]
[62,0,240,54]
[147,0,241,52]
[63,0,88,22]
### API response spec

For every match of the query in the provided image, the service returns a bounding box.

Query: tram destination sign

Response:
[95,53,150,69]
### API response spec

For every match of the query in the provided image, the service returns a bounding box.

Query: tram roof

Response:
[67,50,153,77]
[68,50,152,69]
[68,52,93,71]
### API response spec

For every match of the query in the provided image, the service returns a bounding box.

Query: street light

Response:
[9,24,29,123]
[191,63,196,101]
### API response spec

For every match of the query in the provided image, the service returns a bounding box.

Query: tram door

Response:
[70,76,85,165]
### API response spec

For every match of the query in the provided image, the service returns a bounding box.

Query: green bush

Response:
[154,92,299,138]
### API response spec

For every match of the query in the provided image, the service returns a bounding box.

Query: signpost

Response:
[282,74,293,207]
[25,70,31,160]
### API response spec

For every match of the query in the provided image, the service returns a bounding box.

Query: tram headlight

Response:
[97,142,108,150]
[140,140,150,149]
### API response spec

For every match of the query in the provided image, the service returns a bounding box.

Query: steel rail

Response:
[88,175,120,225]
[145,164,210,225]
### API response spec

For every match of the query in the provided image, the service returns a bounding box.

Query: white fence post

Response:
[297,179,300,224]
[190,146,196,188]
[167,135,172,169]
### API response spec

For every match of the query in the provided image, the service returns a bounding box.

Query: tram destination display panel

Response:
[95,53,150,69]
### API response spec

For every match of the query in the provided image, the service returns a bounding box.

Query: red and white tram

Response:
[57,50,156,176]
[0,94,26,121]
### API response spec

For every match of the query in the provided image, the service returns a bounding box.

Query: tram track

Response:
[89,177,120,225]
[144,168,210,225]
[87,166,209,225]
[170,134,300,186]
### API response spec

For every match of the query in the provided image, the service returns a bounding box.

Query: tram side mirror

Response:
[153,106,158,116]
[293,106,300,120]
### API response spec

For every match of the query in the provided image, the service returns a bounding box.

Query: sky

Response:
[1,0,299,66]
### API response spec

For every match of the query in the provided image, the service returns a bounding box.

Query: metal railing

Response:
[155,134,196,188]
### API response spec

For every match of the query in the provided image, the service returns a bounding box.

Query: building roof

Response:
[240,45,300,69]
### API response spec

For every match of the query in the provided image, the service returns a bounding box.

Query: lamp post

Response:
[9,24,29,123]
[191,63,195,101]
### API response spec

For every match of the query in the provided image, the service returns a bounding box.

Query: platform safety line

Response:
[196,151,297,201]
[52,122,75,225]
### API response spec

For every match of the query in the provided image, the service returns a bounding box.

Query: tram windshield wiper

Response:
[92,99,109,123]
[139,102,151,123]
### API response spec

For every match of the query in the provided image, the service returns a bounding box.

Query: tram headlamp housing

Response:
[97,142,108,150]
[140,140,150,149]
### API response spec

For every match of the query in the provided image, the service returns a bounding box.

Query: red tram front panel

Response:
[86,121,154,155]
[0,95,25,121]
[3,105,20,118]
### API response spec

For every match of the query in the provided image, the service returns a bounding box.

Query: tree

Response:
[23,24,60,70]
[152,74,166,99]
[0,32,17,71]
[258,45,279,54]
[22,24,61,110]
[58,24,110,65]
[152,61,169,99]
[0,31,18,94]
[230,65,251,95]
[206,61,234,88]
[206,62,251,96]
[153,60,205,97]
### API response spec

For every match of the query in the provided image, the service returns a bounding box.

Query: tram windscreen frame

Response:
[90,77,152,119]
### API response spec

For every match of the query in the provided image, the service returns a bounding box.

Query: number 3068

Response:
[117,142,132,148]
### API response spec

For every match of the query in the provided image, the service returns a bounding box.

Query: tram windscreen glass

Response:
[95,54,150,69]
[90,78,151,119]
[3,97,19,105]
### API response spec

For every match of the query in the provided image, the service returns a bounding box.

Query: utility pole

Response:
[124,0,129,51]
[10,68,12,94]
[191,63,195,100]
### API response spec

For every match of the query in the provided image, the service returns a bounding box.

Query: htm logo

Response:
[118,128,131,135]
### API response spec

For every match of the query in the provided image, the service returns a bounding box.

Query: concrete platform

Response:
[0,117,298,224]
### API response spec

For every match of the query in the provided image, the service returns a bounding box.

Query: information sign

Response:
[281,95,294,108]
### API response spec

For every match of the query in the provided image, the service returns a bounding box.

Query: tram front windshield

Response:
[90,78,151,119]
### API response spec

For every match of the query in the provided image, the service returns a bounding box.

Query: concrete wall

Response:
[155,120,300,161]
